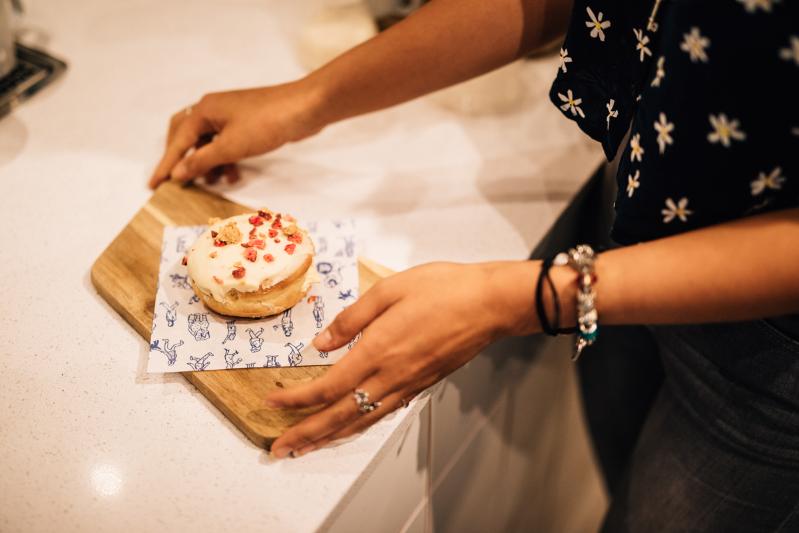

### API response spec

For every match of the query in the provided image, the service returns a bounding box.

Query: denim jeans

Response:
[599,315,799,532]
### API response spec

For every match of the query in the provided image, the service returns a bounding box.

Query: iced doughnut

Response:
[186,210,317,318]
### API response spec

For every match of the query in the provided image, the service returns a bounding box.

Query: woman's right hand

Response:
[148,81,326,189]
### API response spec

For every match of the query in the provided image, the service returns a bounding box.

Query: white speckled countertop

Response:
[0,1,602,531]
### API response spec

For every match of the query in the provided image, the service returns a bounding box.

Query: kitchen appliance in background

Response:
[0,0,66,119]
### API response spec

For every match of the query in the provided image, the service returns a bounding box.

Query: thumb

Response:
[171,131,237,182]
[314,281,395,351]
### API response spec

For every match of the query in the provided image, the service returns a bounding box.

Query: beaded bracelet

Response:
[553,244,598,361]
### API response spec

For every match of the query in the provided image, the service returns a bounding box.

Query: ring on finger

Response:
[353,388,381,414]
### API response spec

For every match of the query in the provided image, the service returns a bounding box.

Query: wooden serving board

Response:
[91,181,392,449]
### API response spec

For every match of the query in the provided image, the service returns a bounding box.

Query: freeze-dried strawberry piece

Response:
[211,230,218,238]
[181,256,188,266]
[271,218,282,229]
[263,254,274,262]
[249,215,264,226]
[268,229,278,238]
[274,239,281,244]
[287,233,302,244]
[244,248,257,262]
[213,240,227,247]
[241,239,266,249]
[232,266,246,279]
[284,243,296,255]
[248,227,257,238]
[213,276,223,284]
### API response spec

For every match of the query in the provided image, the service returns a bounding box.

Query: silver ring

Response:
[184,105,193,116]
[353,389,381,414]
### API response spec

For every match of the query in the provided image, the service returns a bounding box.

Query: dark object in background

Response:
[0,43,66,119]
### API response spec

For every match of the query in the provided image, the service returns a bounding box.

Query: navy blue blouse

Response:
[549,0,798,244]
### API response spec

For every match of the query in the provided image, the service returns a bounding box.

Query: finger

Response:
[203,165,224,186]
[148,108,193,189]
[270,373,392,459]
[295,386,428,457]
[264,332,380,408]
[223,164,240,184]
[151,112,215,185]
[171,130,238,182]
[313,279,397,352]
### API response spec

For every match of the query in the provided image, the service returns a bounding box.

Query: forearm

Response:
[594,208,799,325]
[304,0,571,126]
[491,208,799,335]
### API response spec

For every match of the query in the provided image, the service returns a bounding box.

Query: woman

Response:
[150,1,799,529]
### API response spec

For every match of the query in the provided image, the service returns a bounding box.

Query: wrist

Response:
[482,259,579,338]
[292,74,333,133]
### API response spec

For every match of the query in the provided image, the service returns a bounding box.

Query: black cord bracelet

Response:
[535,255,578,336]
[535,256,559,336]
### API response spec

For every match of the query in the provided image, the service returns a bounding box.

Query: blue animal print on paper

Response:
[263,355,281,368]
[188,294,200,305]
[160,301,178,327]
[246,327,265,353]
[152,312,157,334]
[311,297,325,328]
[170,273,191,290]
[308,221,318,233]
[286,342,304,366]
[187,352,214,371]
[317,236,328,254]
[188,313,211,341]
[245,362,256,368]
[341,236,355,258]
[281,309,294,337]
[317,262,342,288]
[338,289,354,301]
[150,338,184,366]
[176,235,187,254]
[222,320,236,344]
[224,348,242,369]
[333,220,343,229]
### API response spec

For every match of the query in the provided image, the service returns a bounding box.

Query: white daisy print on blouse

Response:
[557,89,585,118]
[681,27,710,63]
[606,99,618,130]
[654,113,674,154]
[634,29,652,62]
[662,197,693,223]
[737,0,781,13]
[708,114,746,147]
[585,7,611,42]
[651,56,666,87]
[626,170,641,198]
[559,48,573,73]
[630,133,645,162]
[750,167,786,195]
[779,36,799,67]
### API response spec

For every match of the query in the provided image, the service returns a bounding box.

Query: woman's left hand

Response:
[265,260,539,459]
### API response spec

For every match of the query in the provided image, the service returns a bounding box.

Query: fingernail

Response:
[271,447,291,459]
[171,161,188,181]
[313,329,332,349]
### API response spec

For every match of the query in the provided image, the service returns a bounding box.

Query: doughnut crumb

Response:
[218,222,242,245]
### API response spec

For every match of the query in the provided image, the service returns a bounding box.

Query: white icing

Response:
[186,213,314,303]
